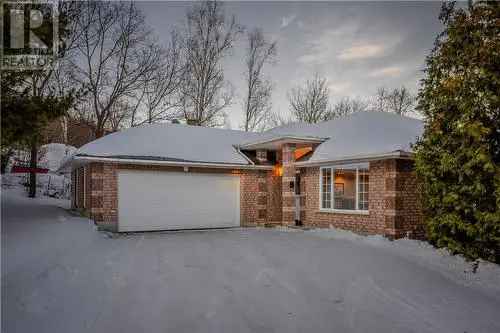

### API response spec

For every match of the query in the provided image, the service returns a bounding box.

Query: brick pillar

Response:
[384,159,425,239]
[256,171,268,224]
[71,169,76,209]
[383,159,425,239]
[383,160,399,239]
[282,144,296,226]
[90,163,118,232]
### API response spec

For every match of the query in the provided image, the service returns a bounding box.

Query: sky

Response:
[138,1,444,129]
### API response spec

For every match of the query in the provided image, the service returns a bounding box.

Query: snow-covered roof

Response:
[66,112,423,170]
[240,111,423,164]
[75,123,261,165]
[297,112,423,164]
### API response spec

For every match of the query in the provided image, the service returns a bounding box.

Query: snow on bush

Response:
[38,143,77,172]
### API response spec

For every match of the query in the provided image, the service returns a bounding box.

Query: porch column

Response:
[282,143,296,226]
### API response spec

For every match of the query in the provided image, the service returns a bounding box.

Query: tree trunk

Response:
[28,140,37,198]
[1,149,13,174]
[95,126,104,139]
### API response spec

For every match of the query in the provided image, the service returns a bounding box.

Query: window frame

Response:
[319,164,369,214]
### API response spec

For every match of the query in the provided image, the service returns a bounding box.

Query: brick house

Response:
[43,117,114,148]
[61,112,425,239]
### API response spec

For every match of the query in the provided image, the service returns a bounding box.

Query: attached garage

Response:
[117,169,240,232]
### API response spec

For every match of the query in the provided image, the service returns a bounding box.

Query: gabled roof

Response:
[297,111,423,165]
[240,111,423,164]
[62,111,423,171]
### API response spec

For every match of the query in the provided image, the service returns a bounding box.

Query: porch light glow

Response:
[273,165,283,177]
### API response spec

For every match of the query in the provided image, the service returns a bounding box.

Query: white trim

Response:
[355,168,359,211]
[336,162,369,170]
[71,156,273,170]
[239,136,327,150]
[83,167,86,208]
[319,209,370,215]
[296,151,413,168]
[319,167,323,211]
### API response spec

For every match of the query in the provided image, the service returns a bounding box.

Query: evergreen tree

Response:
[414,1,500,262]
[1,1,79,197]
[1,77,73,197]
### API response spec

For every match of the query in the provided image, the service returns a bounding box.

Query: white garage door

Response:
[118,170,240,232]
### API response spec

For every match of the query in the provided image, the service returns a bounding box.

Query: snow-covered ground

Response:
[2,187,500,333]
[2,143,76,199]
[297,227,499,295]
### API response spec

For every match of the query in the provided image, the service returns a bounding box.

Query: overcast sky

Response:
[138,1,444,129]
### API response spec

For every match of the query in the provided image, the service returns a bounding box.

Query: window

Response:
[358,169,369,210]
[334,169,356,210]
[321,168,332,209]
[320,165,369,212]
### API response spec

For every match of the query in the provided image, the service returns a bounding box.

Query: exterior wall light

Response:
[273,165,283,177]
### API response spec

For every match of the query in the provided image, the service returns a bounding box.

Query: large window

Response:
[320,165,369,212]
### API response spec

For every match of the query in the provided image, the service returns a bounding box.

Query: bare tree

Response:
[267,111,295,128]
[373,87,390,113]
[325,97,369,120]
[130,32,184,126]
[69,1,161,137]
[373,86,415,115]
[242,28,277,132]
[108,99,134,132]
[179,0,243,126]
[386,86,415,115]
[288,73,331,123]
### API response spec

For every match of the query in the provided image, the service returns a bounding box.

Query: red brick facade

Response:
[71,156,423,238]
[299,159,424,239]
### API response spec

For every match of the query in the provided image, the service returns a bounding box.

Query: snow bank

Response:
[38,143,77,172]
[2,143,76,199]
[278,226,500,295]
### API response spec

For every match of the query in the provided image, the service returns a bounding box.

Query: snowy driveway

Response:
[2,189,500,333]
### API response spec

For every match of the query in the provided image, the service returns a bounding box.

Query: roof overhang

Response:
[294,150,414,168]
[58,155,273,173]
[238,136,327,150]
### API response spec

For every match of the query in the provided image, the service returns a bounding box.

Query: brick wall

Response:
[384,159,425,239]
[75,162,278,231]
[71,158,423,238]
[267,171,282,223]
[71,167,86,210]
[301,159,424,239]
[240,170,264,226]
[301,161,386,234]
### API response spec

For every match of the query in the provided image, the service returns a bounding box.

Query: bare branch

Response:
[288,73,331,123]
[178,0,243,127]
[372,86,415,115]
[69,1,161,137]
[325,97,369,120]
[242,28,277,132]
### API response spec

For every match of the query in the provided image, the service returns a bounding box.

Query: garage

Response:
[117,170,240,232]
